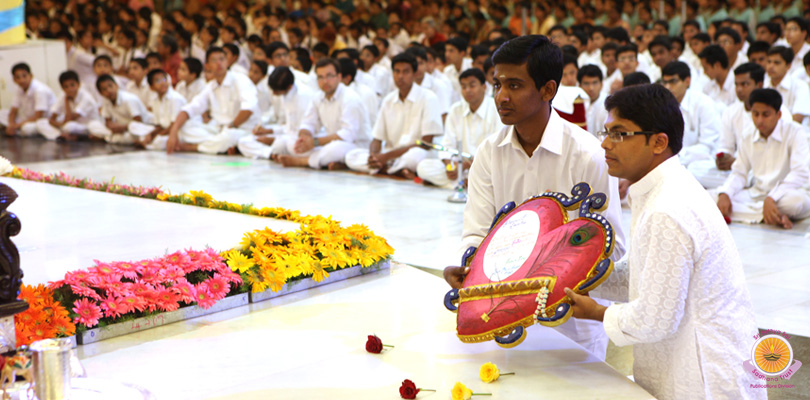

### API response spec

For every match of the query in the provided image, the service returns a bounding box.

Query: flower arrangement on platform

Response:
[48,249,243,330]
[14,284,76,346]
[224,216,394,293]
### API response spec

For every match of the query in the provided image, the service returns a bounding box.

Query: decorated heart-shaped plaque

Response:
[444,183,615,347]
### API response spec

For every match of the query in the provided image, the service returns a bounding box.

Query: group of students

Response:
[3,2,810,231]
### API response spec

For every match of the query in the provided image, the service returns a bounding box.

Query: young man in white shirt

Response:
[223,43,249,76]
[345,53,443,177]
[716,88,810,228]
[698,45,736,108]
[360,44,393,97]
[442,35,626,360]
[604,44,639,95]
[337,58,379,126]
[406,46,453,121]
[566,83,763,400]
[784,17,810,76]
[689,63,794,188]
[443,37,474,103]
[714,27,748,72]
[416,68,503,187]
[166,47,260,154]
[0,63,56,137]
[577,65,608,137]
[248,60,273,125]
[37,71,100,141]
[273,58,370,170]
[661,61,721,168]
[175,57,206,102]
[86,74,150,144]
[125,58,155,109]
[765,46,810,123]
[237,66,317,160]
[128,69,187,150]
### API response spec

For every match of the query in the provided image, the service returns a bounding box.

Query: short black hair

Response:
[601,42,619,55]
[577,64,603,83]
[734,62,766,83]
[749,88,782,111]
[374,37,389,49]
[563,53,578,70]
[623,71,650,86]
[205,25,219,43]
[757,21,782,38]
[146,52,162,62]
[691,32,711,43]
[768,45,794,64]
[95,74,116,91]
[206,46,226,63]
[747,41,771,58]
[804,51,810,67]
[616,44,638,58]
[130,58,148,69]
[183,57,203,78]
[605,27,630,44]
[649,35,672,51]
[670,36,685,50]
[339,48,361,62]
[561,44,579,58]
[93,54,113,67]
[604,84,684,154]
[483,57,493,74]
[59,70,80,85]
[682,20,700,31]
[548,25,567,35]
[491,35,562,90]
[268,66,295,91]
[313,42,330,56]
[247,34,263,46]
[459,68,486,85]
[223,43,240,58]
[470,45,490,60]
[338,58,357,81]
[146,68,167,85]
[11,63,30,75]
[571,30,588,47]
[391,52,418,72]
[405,46,428,62]
[698,44,729,69]
[661,61,691,80]
[252,59,268,75]
[787,16,809,35]
[714,27,741,44]
[314,57,341,75]
[362,44,380,58]
[652,19,669,31]
[160,34,179,53]
[265,41,290,58]
[294,48,313,72]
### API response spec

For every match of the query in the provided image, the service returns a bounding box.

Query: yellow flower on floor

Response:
[225,251,253,273]
[479,362,500,383]
[451,382,473,400]
[261,267,287,292]
[189,190,213,205]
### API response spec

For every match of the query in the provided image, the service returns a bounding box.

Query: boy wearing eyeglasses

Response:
[566,83,764,400]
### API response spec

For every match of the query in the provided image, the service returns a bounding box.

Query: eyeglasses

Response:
[596,130,657,143]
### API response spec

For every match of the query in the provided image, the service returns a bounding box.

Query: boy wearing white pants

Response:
[128,69,187,150]
[345,53,443,177]
[0,63,56,136]
[166,47,260,154]
[272,58,370,169]
[87,74,151,144]
[36,71,100,140]
[237,67,316,160]
[416,68,503,187]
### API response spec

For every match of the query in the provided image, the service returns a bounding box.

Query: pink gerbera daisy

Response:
[215,271,243,286]
[154,289,180,312]
[99,296,126,319]
[205,276,229,299]
[113,262,140,280]
[194,288,217,309]
[121,295,148,313]
[70,283,101,300]
[72,298,102,328]
[170,282,196,304]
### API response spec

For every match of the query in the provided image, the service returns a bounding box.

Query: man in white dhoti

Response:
[416,69,503,187]
[442,36,626,360]
[128,69,187,150]
[87,74,151,144]
[166,47,260,154]
[715,88,810,228]
[565,83,764,400]
[0,63,56,137]
[36,71,100,141]
[236,67,316,160]
[345,53,443,178]
[273,58,370,170]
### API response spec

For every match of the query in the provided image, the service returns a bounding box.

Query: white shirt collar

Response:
[497,108,564,156]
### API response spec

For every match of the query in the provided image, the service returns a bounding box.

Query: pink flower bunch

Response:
[10,167,165,199]
[50,249,242,328]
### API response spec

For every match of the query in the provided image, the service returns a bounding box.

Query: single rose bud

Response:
[366,334,383,353]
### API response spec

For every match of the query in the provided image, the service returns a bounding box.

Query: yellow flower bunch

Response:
[225,216,394,293]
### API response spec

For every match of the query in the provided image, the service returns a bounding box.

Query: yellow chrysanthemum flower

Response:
[225,251,253,273]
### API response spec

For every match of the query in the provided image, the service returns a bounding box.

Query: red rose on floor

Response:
[399,379,420,399]
[366,334,383,353]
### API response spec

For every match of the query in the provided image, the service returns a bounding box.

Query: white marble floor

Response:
[13,151,810,339]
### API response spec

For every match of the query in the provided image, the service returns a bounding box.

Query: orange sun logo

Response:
[753,335,793,376]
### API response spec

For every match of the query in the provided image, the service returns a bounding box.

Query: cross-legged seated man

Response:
[345,53,443,177]
[715,88,810,228]
[166,47,260,154]
[274,58,371,169]
[416,68,503,187]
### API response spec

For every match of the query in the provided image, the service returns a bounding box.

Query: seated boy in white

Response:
[175,57,206,102]
[0,63,56,136]
[129,69,187,150]
[36,70,100,140]
[87,74,151,144]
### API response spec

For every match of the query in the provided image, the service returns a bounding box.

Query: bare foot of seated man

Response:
[400,168,417,180]
[277,154,310,167]
[327,161,347,170]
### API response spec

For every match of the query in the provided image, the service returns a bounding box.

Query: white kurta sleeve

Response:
[439,106,461,160]
[590,258,630,303]
[34,86,53,112]
[461,140,496,255]
[603,213,693,347]
[717,139,751,198]
[371,103,388,143]
[236,75,259,111]
[297,102,321,136]
[419,91,444,138]
[768,129,810,201]
[790,81,810,117]
[181,86,212,119]
[717,106,738,155]
[334,98,364,142]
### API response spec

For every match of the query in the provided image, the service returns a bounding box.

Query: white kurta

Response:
[600,156,764,400]
[765,73,810,118]
[586,93,609,137]
[701,69,736,109]
[464,110,627,359]
[678,88,721,166]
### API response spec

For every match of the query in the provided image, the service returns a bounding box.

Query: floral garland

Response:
[15,284,76,346]
[47,249,243,330]
[224,217,394,293]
